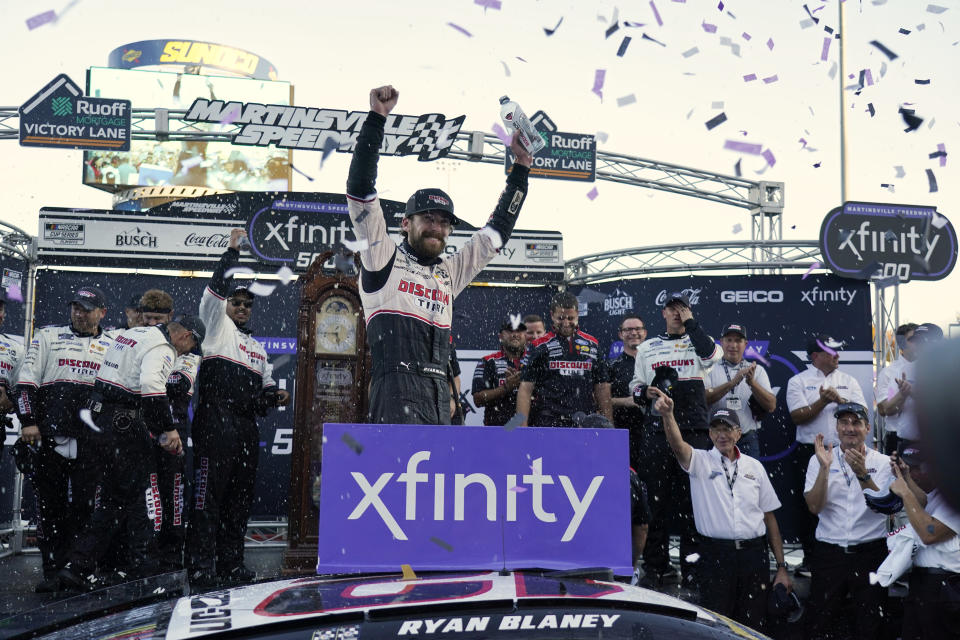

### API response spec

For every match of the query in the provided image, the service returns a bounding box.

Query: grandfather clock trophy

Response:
[283,251,369,572]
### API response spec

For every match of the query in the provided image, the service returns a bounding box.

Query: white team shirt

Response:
[97,325,176,398]
[683,447,781,540]
[0,332,23,390]
[874,356,917,440]
[786,366,866,444]
[804,446,892,546]
[705,359,773,434]
[915,489,960,572]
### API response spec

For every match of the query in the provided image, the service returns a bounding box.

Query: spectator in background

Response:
[704,323,776,458]
[655,393,791,630]
[786,334,866,576]
[515,292,611,427]
[472,317,527,426]
[523,314,546,344]
[881,322,943,455]
[14,286,114,593]
[629,292,721,589]
[0,290,23,450]
[803,402,892,640]
[122,294,143,329]
[888,446,960,640]
[448,338,463,425]
[876,322,919,454]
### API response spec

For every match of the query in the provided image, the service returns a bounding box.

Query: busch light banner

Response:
[184,99,465,160]
[316,424,631,575]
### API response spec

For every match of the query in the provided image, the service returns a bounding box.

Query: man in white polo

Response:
[803,402,892,639]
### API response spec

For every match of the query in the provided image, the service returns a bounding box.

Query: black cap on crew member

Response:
[709,407,741,429]
[404,188,461,225]
[71,286,107,310]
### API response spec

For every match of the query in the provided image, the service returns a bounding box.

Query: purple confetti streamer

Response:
[743,73,757,82]
[926,168,938,192]
[820,36,832,61]
[6,283,23,302]
[492,123,511,145]
[864,69,874,86]
[705,112,727,130]
[724,140,763,154]
[509,485,528,493]
[702,21,718,33]
[219,105,241,125]
[937,143,947,167]
[592,69,606,98]
[650,0,663,25]
[762,74,779,84]
[587,186,599,200]
[762,149,776,167]
[817,340,837,356]
[802,261,821,280]
[474,0,502,9]
[718,1,724,10]
[742,32,752,40]
[767,37,775,50]
[447,22,473,37]
[616,36,632,56]
[26,10,56,30]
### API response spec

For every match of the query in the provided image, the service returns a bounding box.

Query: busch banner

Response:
[316,424,631,575]
[184,99,466,160]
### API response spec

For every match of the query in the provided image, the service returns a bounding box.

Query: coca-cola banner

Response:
[37,192,564,283]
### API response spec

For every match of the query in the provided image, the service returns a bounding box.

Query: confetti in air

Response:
[401,564,418,580]
[724,140,763,154]
[6,283,23,302]
[26,10,56,30]
[682,46,700,57]
[492,123,512,145]
[247,282,277,297]
[596,131,609,143]
[544,17,563,36]
[289,164,314,182]
[650,0,664,26]
[320,137,338,168]
[225,267,255,278]
[587,186,599,200]
[870,40,899,60]
[705,112,727,130]
[510,312,523,330]
[820,37,832,61]
[926,169,938,193]
[341,432,363,455]
[430,536,454,552]
[732,223,743,234]
[341,238,369,253]
[219,105,241,125]
[743,73,757,82]
[702,21,718,33]
[275,266,295,285]
[616,36,632,56]
[509,485,528,493]
[79,409,102,433]
[617,94,637,107]
[474,0,501,9]
[447,23,473,37]
[685,553,700,563]
[802,262,821,280]
[766,37,775,50]
[592,69,606,99]
[817,340,837,356]
[932,213,948,229]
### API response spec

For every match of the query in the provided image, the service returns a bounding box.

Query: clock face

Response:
[316,296,357,355]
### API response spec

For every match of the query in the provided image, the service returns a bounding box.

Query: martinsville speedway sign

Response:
[316,424,631,575]
[36,192,564,283]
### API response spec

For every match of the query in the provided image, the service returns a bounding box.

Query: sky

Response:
[1,0,958,332]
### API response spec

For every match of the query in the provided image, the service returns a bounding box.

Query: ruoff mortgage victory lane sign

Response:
[819,201,957,282]
[183,99,465,160]
[316,424,631,575]
[19,74,131,151]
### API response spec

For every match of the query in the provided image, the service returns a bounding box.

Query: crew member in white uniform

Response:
[0,288,23,446]
[786,333,866,574]
[889,446,960,640]
[655,391,791,631]
[803,402,893,639]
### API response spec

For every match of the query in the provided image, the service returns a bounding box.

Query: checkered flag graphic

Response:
[399,114,466,161]
[311,625,359,640]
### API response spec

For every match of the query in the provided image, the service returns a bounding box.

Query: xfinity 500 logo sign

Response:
[184,99,466,161]
[819,201,957,282]
[316,424,631,575]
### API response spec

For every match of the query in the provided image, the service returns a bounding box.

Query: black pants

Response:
[806,540,889,640]
[638,425,711,582]
[68,417,160,578]
[697,537,769,631]
[902,569,960,640]
[368,372,449,425]
[30,434,100,578]
[155,442,186,571]
[187,405,259,576]
[795,443,819,561]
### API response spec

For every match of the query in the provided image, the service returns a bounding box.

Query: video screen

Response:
[83,67,293,193]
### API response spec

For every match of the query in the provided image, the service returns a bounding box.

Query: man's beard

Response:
[409,232,446,259]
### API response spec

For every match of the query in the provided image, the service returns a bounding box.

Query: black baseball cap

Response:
[807,334,844,355]
[709,407,741,429]
[174,314,206,353]
[229,284,254,299]
[663,292,690,308]
[722,323,747,339]
[834,401,869,422]
[910,323,944,343]
[71,286,107,310]
[500,316,527,332]
[404,188,460,225]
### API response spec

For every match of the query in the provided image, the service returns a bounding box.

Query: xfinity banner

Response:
[37,192,564,282]
[316,424,631,575]
[819,201,957,282]
[184,99,465,160]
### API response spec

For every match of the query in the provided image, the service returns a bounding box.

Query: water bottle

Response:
[499,96,546,156]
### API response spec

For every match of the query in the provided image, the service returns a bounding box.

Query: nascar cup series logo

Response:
[603,288,634,316]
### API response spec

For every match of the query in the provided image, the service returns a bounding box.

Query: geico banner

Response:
[184,99,465,161]
[316,424,631,575]
[37,196,563,283]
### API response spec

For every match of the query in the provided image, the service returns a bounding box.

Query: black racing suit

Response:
[0,332,23,456]
[346,110,529,425]
[605,351,646,468]
[521,330,603,427]
[628,320,721,583]
[67,324,177,578]
[188,249,278,579]
[472,350,525,426]
[14,324,114,579]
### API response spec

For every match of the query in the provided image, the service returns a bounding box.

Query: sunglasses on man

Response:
[230,299,254,309]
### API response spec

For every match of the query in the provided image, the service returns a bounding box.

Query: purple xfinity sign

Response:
[316,424,631,575]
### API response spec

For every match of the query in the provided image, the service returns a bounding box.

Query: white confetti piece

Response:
[275,266,295,285]
[931,213,948,229]
[732,223,743,234]
[247,282,277,297]
[225,267,255,278]
[78,409,102,433]
[342,238,370,253]
[681,46,700,58]
[596,131,609,143]
[509,312,523,330]
[616,94,637,107]
[711,101,724,109]
[685,553,700,563]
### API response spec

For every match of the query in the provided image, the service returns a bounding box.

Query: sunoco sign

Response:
[819,201,957,282]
